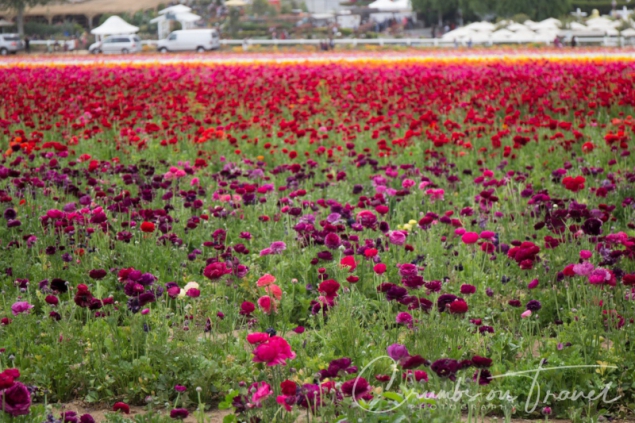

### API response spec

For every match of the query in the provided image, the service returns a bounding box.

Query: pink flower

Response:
[252,336,296,366]
[521,310,532,318]
[257,274,276,287]
[270,241,286,254]
[373,263,387,274]
[402,179,415,189]
[480,231,496,240]
[249,381,273,407]
[426,189,445,202]
[186,288,200,298]
[257,296,275,314]
[588,268,611,285]
[461,232,479,244]
[246,332,270,345]
[265,284,283,300]
[10,302,33,316]
[573,262,595,276]
[259,248,273,256]
[396,312,413,326]
[455,228,466,236]
[579,250,592,260]
[190,177,200,187]
[527,279,539,289]
[388,231,406,245]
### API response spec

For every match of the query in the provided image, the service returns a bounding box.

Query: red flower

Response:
[562,176,585,193]
[449,299,468,314]
[203,262,231,281]
[140,221,155,233]
[373,263,387,274]
[318,279,340,297]
[340,256,357,272]
[280,380,297,396]
[112,402,130,414]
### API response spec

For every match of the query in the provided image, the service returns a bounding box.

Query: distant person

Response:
[467,38,473,48]
[24,36,30,53]
[453,39,458,48]
[431,25,436,39]
[571,36,577,48]
[242,38,249,52]
[329,37,334,50]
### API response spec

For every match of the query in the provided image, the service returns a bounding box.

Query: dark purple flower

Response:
[526,300,542,312]
[430,359,460,381]
[0,381,31,416]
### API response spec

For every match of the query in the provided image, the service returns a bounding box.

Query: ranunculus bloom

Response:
[257,274,276,287]
[249,381,273,406]
[403,370,428,382]
[449,299,468,314]
[10,302,33,316]
[265,284,282,300]
[280,380,297,396]
[170,408,189,419]
[340,256,357,272]
[562,175,585,192]
[203,262,231,281]
[388,231,406,245]
[252,336,296,366]
[0,382,31,416]
[186,288,200,298]
[387,343,409,361]
[340,377,371,399]
[88,269,107,280]
[396,312,413,326]
[431,358,460,381]
[140,221,155,233]
[460,284,476,294]
[324,233,341,249]
[247,332,270,345]
[240,301,255,316]
[527,279,539,289]
[112,402,130,414]
[257,295,275,314]
[461,232,479,244]
[373,263,387,274]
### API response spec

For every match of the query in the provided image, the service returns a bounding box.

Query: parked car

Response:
[0,34,24,55]
[89,35,142,54]
[157,29,220,53]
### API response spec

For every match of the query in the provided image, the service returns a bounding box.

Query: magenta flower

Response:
[388,231,406,245]
[10,302,33,316]
[249,381,273,407]
[270,241,286,254]
[573,262,594,276]
[252,336,296,366]
[0,382,31,416]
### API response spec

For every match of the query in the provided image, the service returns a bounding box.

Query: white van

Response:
[157,29,220,53]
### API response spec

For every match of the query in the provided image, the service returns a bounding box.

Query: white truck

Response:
[157,29,220,53]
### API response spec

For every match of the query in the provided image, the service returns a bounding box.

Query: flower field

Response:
[0,52,635,423]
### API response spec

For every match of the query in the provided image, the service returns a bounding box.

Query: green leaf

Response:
[382,391,404,402]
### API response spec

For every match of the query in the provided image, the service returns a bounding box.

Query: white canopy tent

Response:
[621,28,635,37]
[151,5,202,39]
[90,16,139,42]
[368,0,411,12]
[464,21,495,32]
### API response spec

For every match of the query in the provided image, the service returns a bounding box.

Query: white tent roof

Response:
[507,22,529,32]
[570,22,588,30]
[622,28,635,37]
[441,27,475,40]
[368,0,410,12]
[539,18,561,27]
[91,16,139,35]
[465,21,495,32]
[586,17,620,29]
[159,4,192,14]
[510,28,537,40]
[150,11,201,24]
[491,28,514,41]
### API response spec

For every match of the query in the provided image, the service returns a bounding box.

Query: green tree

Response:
[0,0,56,35]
